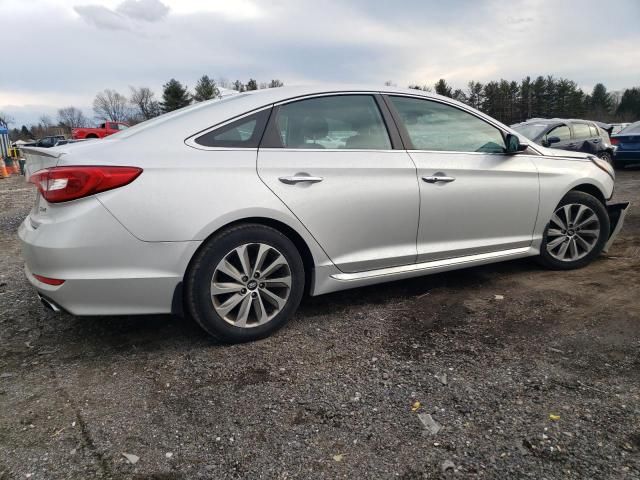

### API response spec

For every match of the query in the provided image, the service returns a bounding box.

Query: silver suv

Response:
[19,86,628,342]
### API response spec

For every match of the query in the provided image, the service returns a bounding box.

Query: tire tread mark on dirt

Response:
[48,365,112,478]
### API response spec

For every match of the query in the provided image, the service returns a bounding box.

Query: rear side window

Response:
[389,96,505,153]
[266,95,392,150]
[572,123,591,140]
[195,109,271,148]
[589,125,598,137]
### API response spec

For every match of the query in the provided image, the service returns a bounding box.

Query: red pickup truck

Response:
[72,121,129,139]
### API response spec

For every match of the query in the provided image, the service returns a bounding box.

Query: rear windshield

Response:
[619,122,640,135]
[511,123,549,140]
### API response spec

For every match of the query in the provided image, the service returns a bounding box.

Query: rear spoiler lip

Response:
[20,146,65,159]
[603,201,630,253]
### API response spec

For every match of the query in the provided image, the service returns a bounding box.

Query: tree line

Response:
[7,75,640,141]
[8,76,284,140]
[405,76,640,125]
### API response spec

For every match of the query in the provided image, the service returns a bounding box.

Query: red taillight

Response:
[29,166,142,203]
[33,274,65,286]
[610,137,619,145]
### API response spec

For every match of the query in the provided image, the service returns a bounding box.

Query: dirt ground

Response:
[0,169,638,480]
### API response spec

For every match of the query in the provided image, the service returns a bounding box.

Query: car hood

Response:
[535,145,591,160]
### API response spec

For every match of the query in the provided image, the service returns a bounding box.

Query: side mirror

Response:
[505,133,529,154]
[547,136,561,145]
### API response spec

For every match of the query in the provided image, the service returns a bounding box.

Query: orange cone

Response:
[11,160,19,174]
[0,163,8,179]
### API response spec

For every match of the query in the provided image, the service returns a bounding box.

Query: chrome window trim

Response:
[258,147,402,153]
[185,104,273,151]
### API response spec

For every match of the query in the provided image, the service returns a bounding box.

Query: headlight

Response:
[588,155,615,180]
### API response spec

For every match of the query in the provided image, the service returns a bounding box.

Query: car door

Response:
[257,93,420,273]
[385,95,539,262]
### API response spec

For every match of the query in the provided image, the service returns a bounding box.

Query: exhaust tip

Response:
[38,294,62,313]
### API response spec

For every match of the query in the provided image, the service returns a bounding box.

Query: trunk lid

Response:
[21,146,67,180]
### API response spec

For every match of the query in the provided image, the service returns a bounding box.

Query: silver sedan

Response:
[19,85,629,342]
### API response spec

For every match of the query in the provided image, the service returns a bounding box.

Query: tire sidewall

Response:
[186,225,305,342]
[539,191,610,270]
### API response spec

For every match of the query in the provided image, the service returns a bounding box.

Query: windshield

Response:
[511,123,549,140]
[618,121,640,135]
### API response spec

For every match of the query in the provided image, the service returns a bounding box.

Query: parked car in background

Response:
[611,121,640,167]
[72,121,129,139]
[611,123,631,135]
[511,119,615,164]
[20,86,629,343]
[24,135,66,148]
[53,139,86,147]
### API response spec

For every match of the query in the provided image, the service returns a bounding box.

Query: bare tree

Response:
[268,79,284,88]
[93,89,129,122]
[129,86,161,122]
[57,107,88,128]
[0,111,14,127]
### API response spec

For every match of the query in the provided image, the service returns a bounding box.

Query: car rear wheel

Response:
[185,224,305,342]
[537,191,609,270]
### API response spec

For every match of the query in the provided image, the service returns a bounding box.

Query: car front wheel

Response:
[185,224,305,343]
[537,191,610,270]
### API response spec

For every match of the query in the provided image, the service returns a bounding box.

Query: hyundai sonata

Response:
[20,86,629,342]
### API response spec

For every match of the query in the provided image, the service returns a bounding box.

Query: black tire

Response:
[185,224,305,343]
[537,191,609,270]
[597,151,613,165]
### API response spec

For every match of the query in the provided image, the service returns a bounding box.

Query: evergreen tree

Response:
[467,81,484,110]
[586,83,613,120]
[434,79,453,97]
[232,80,245,92]
[193,75,220,102]
[21,125,32,139]
[268,79,284,88]
[161,79,191,112]
[246,79,258,91]
[616,87,640,120]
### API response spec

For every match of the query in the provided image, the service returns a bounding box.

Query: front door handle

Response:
[422,175,456,184]
[278,175,324,185]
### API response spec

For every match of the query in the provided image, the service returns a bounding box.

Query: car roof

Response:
[114,84,494,144]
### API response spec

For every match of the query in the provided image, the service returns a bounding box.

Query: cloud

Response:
[73,5,128,31]
[116,0,169,22]
[74,0,169,30]
[3,0,640,126]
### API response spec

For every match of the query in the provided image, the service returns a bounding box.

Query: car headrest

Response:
[302,116,329,141]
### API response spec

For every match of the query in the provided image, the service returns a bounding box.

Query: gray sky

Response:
[2,0,640,126]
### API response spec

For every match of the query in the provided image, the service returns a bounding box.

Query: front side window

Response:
[389,96,506,153]
[572,123,591,140]
[271,95,391,150]
[195,108,271,148]
[116,123,129,131]
[547,125,571,142]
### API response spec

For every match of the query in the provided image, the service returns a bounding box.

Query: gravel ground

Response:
[0,169,639,479]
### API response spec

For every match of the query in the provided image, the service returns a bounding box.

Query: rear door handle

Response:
[278,175,324,185]
[422,175,456,184]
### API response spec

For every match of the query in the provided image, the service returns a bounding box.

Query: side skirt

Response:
[311,247,537,296]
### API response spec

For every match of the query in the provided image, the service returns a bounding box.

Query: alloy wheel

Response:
[210,243,292,328]
[546,204,601,262]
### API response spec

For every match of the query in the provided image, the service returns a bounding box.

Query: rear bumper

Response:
[613,151,640,162]
[19,198,200,315]
[603,202,631,253]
